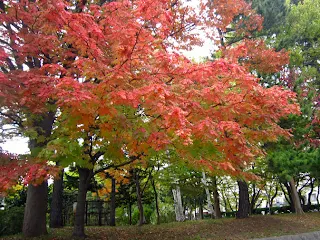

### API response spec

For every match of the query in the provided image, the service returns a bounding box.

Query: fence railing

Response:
[63,200,111,226]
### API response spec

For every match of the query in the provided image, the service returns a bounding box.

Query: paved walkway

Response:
[253,231,320,240]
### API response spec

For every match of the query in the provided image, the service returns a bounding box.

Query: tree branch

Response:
[94,154,141,175]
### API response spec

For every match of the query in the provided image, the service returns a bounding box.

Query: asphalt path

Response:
[253,231,320,240]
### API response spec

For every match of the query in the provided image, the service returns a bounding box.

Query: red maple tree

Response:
[0,0,299,237]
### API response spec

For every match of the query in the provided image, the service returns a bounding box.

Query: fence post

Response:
[85,201,88,225]
[98,200,102,226]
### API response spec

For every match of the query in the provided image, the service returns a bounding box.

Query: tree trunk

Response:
[194,198,197,219]
[282,181,294,212]
[289,177,304,214]
[201,172,215,218]
[96,200,101,226]
[23,112,55,237]
[72,168,92,238]
[172,185,185,222]
[110,177,116,226]
[23,181,48,237]
[188,203,193,220]
[317,183,320,211]
[307,178,314,211]
[250,185,261,215]
[128,198,132,225]
[50,168,64,228]
[265,196,271,214]
[236,180,249,219]
[212,176,222,219]
[269,186,278,215]
[134,169,145,226]
[151,178,160,224]
[199,197,204,219]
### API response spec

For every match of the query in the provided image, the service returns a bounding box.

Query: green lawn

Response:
[3,212,320,240]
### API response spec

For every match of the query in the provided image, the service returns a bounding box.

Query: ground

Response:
[3,212,320,240]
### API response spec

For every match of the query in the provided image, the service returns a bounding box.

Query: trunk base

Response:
[23,182,48,237]
[236,180,250,219]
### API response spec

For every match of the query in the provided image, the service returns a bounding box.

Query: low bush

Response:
[0,206,24,236]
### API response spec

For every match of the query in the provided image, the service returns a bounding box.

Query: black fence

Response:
[63,200,111,226]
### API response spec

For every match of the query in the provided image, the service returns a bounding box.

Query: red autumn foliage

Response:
[0,151,59,194]
[0,0,300,193]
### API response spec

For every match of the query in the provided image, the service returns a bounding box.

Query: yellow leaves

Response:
[12,184,23,191]
[98,188,110,198]
[97,179,113,198]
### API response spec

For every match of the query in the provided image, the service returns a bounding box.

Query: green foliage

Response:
[251,0,287,33]
[185,140,219,160]
[254,0,320,185]
[130,205,154,225]
[131,207,140,225]
[278,0,320,80]
[40,137,89,168]
[267,141,319,180]
[115,207,129,225]
[0,207,24,236]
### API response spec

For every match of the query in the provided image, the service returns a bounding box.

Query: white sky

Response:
[182,39,214,61]
[1,137,30,154]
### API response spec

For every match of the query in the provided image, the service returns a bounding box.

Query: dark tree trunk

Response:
[249,184,261,215]
[199,197,204,219]
[23,181,48,237]
[23,112,55,237]
[289,177,304,214]
[269,186,278,215]
[72,168,92,238]
[134,169,145,226]
[212,177,222,219]
[98,201,102,226]
[194,198,197,220]
[282,181,294,212]
[128,200,132,225]
[151,178,160,224]
[306,178,315,211]
[236,180,249,219]
[110,178,116,226]
[188,203,193,220]
[317,183,320,211]
[50,168,64,228]
[299,192,306,206]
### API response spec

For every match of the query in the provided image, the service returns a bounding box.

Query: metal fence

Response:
[63,200,111,226]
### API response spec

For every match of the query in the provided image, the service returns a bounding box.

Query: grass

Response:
[3,212,320,240]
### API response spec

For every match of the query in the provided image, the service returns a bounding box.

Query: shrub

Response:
[0,207,24,236]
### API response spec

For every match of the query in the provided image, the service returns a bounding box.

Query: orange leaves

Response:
[218,162,236,173]
[201,0,263,39]
[224,39,289,74]
[147,132,171,151]
[193,118,218,140]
